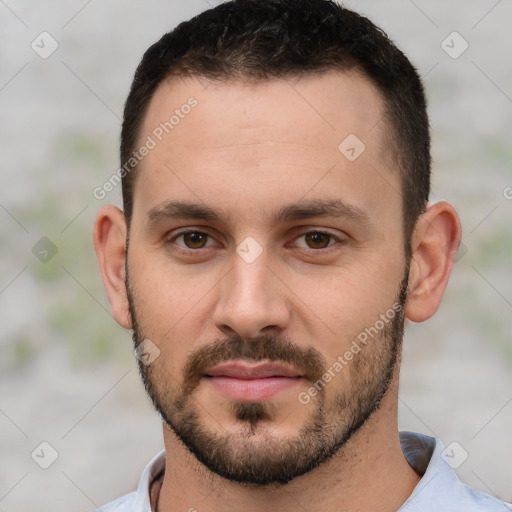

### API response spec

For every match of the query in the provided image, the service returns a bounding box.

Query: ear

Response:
[93,205,132,329]
[406,201,462,322]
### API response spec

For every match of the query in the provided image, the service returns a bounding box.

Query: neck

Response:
[156,384,420,512]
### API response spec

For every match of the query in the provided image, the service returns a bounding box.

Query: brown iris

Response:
[304,232,332,249]
[183,231,208,248]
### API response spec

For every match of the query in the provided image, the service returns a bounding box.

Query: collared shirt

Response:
[93,431,511,512]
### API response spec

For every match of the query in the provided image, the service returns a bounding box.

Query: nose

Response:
[212,247,291,340]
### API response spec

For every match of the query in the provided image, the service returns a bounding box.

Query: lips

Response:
[205,361,302,379]
[203,361,303,401]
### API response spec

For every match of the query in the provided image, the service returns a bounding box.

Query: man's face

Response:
[126,71,409,485]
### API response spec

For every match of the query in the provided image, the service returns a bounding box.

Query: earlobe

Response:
[405,201,462,323]
[93,205,132,329]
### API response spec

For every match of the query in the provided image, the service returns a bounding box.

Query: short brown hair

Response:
[121,0,430,255]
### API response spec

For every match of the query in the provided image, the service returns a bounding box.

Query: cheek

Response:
[130,249,208,317]
[129,253,222,364]
[285,260,404,357]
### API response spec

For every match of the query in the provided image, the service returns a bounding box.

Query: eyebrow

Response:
[146,198,370,227]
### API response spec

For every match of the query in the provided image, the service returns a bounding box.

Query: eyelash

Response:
[166,229,344,254]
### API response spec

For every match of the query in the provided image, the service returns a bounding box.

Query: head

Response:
[121,0,431,256]
[94,0,461,487]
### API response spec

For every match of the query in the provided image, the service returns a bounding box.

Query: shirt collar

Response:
[399,430,437,475]
[134,449,165,512]
[135,432,468,512]
[398,431,484,511]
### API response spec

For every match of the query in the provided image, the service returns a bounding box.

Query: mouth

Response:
[203,361,303,401]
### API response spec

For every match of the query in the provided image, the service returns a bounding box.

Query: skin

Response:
[94,70,461,512]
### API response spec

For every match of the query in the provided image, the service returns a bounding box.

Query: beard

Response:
[126,263,409,487]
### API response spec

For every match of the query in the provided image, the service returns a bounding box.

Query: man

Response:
[92,1,511,511]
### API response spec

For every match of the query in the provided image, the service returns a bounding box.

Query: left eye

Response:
[294,231,337,249]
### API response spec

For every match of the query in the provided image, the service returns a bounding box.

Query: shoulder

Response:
[449,483,512,512]
[90,450,165,512]
[400,432,512,512]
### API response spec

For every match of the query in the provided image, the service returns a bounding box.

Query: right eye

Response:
[168,230,215,250]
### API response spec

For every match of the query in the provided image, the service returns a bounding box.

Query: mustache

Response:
[181,334,328,395]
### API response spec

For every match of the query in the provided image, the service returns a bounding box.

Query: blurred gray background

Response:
[1,1,511,510]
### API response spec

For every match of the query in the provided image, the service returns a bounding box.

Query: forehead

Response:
[132,70,399,230]
[142,70,387,152]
